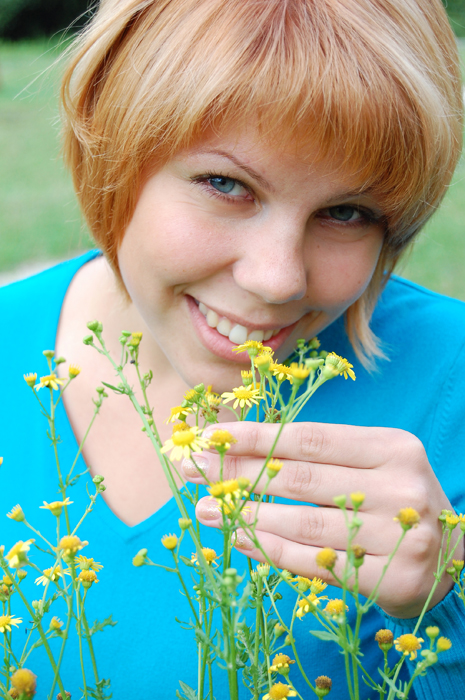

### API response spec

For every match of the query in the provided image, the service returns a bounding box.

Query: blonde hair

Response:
[61,0,463,365]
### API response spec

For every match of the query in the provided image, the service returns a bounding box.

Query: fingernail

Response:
[196,497,221,521]
[182,455,209,477]
[232,530,254,551]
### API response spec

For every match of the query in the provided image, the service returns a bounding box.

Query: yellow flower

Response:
[58,535,88,558]
[266,458,283,479]
[270,363,292,382]
[291,575,312,592]
[269,653,295,675]
[263,682,297,699]
[10,668,36,696]
[6,505,25,522]
[452,559,464,572]
[445,514,460,529]
[221,386,263,410]
[68,364,81,378]
[254,353,273,373]
[241,370,255,386]
[35,566,65,586]
[375,629,394,650]
[164,405,193,423]
[287,363,311,384]
[208,430,238,451]
[5,540,34,569]
[23,373,37,388]
[394,507,420,530]
[161,425,209,461]
[394,633,424,660]
[322,353,356,381]
[324,599,348,617]
[128,331,143,347]
[49,616,63,632]
[350,491,365,507]
[310,577,327,594]
[0,614,22,633]
[161,534,178,550]
[315,547,337,570]
[132,548,148,567]
[296,593,324,618]
[232,340,265,357]
[75,555,103,572]
[34,373,65,391]
[191,547,218,565]
[40,497,73,517]
[77,569,99,588]
[205,391,221,407]
[436,637,452,652]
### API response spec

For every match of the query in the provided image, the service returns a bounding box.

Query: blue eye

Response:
[209,176,237,194]
[328,206,359,222]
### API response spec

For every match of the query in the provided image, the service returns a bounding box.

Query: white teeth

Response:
[229,324,248,344]
[198,299,281,342]
[216,318,232,336]
[206,309,219,327]
[247,329,264,342]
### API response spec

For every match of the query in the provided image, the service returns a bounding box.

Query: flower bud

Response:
[82,335,94,345]
[315,675,332,697]
[178,518,192,530]
[425,626,440,640]
[333,494,346,508]
[86,320,102,332]
[42,350,55,359]
[375,629,394,651]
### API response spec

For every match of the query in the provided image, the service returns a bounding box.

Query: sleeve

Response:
[377,570,465,700]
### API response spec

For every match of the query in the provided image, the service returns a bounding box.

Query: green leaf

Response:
[176,681,198,699]
[89,615,118,636]
[179,555,196,568]
[309,629,339,642]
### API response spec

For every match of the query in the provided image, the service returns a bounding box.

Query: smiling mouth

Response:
[194,299,283,344]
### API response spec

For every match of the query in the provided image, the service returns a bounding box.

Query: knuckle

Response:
[269,539,286,570]
[223,455,244,480]
[297,507,325,544]
[409,525,436,561]
[295,424,330,461]
[284,461,316,498]
[390,430,425,467]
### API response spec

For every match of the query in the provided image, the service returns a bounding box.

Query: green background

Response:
[0,32,464,297]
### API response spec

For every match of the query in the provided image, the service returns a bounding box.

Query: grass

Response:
[0,39,465,301]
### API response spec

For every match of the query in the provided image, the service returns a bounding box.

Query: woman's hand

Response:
[181,421,463,619]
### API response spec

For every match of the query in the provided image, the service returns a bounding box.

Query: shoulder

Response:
[372,275,465,352]
[0,251,101,354]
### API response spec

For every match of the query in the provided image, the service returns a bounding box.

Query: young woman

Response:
[1,0,464,697]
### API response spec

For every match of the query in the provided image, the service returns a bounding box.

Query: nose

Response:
[232,218,308,304]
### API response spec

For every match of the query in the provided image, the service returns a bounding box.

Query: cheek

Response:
[306,233,383,308]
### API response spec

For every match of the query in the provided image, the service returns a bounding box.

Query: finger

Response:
[182,452,380,507]
[204,422,410,469]
[230,527,392,599]
[195,496,399,555]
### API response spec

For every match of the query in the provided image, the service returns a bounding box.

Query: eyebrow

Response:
[192,148,276,193]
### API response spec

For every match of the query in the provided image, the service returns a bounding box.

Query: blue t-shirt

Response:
[1,251,465,699]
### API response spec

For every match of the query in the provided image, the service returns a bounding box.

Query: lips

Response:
[186,295,299,362]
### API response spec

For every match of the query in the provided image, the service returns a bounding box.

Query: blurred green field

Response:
[0,39,464,299]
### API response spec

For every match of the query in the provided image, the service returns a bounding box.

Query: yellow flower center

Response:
[172,430,196,446]
[395,633,423,656]
[268,682,294,699]
[325,599,346,616]
[233,388,255,399]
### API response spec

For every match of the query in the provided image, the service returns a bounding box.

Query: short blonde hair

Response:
[61,0,463,365]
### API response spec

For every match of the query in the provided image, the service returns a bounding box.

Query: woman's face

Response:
[118,128,384,391]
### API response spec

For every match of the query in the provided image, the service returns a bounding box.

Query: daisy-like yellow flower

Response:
[375,629,394,650]
[315,547,337,570]
[241,370,255,386]
[221,386,262,410]
[161,424,209,461]
[6,505,25,522]
[287,363,311,385]
[5,540,34,569]
[296,593,325,618]
[68,364,81,378]
[266,458,283,479]
[58,535,88,558]
[445,514,460,529]
[10,668,36,697]
[34,373,65,391]
[322,353,356,381]
[452,559,464,572]
[291,575,312,593]
[75,555,103,572]
[310,577,328,594]
[40,497,73,517]
[324,599,348,617]
[436,637,452,652]
[49,617,63,632]
[394,507,420,530]
[191,547,218,565]
[270,363,292,383]
[161,534,178,550]
[208,430,238,451]
[394,633,424,660]
[77,569,99,588]
[269,653,295,675]
[232,340,265,357]
[0,614,22,633]
[350,491,365,507]
[164,405,194,423]
[35,566,66,586]
[23,373,37,388]
[254,353,273,373]
[127,331,143,347]
[263,682,297,699]
[205,391,221,407]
